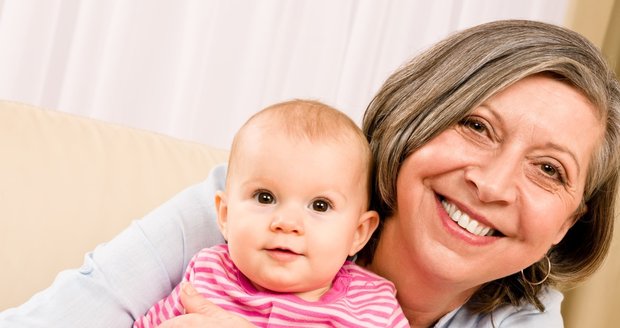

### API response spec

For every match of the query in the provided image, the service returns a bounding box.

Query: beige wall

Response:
[565,0,620,74]
[564,0,615,48]
[603,0,620,75]
[562,1,620,328]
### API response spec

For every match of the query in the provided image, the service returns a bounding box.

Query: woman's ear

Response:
[348,210,380,256]
[553,203,586,245]
[552,215,577,245]
[215,191,229,241]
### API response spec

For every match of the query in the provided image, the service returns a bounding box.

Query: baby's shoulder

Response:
[340,261,397,294]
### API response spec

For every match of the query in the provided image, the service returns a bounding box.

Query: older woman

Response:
[2,20,619,327]
[356,19,620,326]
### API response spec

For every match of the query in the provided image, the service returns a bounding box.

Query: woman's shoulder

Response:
[436,287,564,327]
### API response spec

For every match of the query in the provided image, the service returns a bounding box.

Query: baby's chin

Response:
[250,279,331,302]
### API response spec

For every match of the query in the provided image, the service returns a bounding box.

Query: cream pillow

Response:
[0,100,228,309]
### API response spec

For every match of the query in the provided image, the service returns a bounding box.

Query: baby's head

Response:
[216,99,378,301]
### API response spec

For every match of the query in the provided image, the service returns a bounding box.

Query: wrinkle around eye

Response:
[525,162,573,194]
[455,121,495,147]
[527,171,562,193]
[539,162,568,185]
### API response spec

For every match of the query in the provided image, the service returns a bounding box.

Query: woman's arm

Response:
[0,165,228,328]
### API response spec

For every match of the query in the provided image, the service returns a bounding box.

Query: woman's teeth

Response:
[441,199,495,236]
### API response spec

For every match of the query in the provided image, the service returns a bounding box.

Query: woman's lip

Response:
[435,195,499,246]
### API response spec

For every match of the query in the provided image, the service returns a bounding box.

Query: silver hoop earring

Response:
[521,255,551,286]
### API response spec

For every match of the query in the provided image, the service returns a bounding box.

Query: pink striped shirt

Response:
[134,244,408,327]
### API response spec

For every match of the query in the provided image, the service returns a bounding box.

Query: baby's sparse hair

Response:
[234,99,365,144]
[227,99,373,204]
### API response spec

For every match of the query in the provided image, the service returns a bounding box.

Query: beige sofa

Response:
[0,100,618,327]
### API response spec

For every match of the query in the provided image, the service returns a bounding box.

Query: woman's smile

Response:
[439,197,497,237]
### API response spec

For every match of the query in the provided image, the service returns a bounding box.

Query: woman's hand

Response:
[158,283,255,328]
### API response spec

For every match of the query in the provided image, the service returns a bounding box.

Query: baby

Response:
[134,99,408,327]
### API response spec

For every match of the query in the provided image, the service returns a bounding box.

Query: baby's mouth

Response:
[264,247,304,262]
[267,247,301,255]
[440,197,504,237]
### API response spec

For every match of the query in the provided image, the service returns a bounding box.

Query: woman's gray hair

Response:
[360,19,620,312]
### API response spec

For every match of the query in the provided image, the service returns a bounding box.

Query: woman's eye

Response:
[541,163,557,176]
[539,163,566,184]
[463,118,487,134]
[311,199,331,212]
[254,191,275,204]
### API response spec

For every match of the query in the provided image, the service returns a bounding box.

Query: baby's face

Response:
[217,127,372,301]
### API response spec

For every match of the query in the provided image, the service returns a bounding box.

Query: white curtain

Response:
[0,0,570,149]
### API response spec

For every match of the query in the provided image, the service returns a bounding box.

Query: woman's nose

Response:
[269,207,304,234]
[464,150,519,204]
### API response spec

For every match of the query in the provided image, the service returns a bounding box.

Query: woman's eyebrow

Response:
[478,103,505,125]
[544,142,581,176]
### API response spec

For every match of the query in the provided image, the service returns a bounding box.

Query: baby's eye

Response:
[310,199,331,212]
[254,191,275,204]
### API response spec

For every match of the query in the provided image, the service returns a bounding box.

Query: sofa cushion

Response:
[0,100,228,309]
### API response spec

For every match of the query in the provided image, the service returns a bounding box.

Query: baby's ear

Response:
[215,191,229,240]
[348,210,380,256]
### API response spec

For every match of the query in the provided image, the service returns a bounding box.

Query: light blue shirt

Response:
[0,164,564,327]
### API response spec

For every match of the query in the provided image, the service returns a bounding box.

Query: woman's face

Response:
[375,75,604,292]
